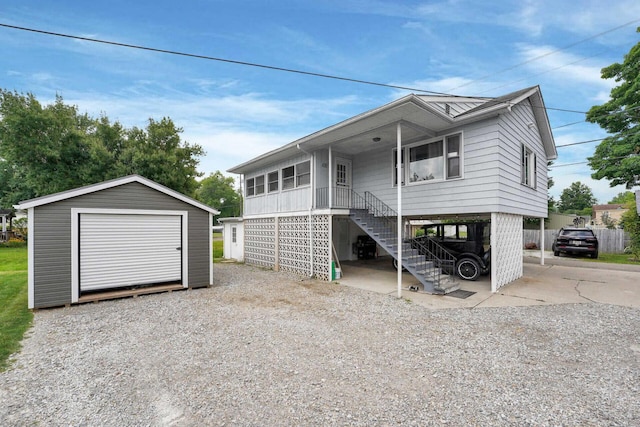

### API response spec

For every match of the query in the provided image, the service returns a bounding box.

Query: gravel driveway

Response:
[1,263,639,426]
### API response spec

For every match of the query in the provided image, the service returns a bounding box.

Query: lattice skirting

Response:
[492,212,523,291]
[244,218,276,268]
[244,215,331,281]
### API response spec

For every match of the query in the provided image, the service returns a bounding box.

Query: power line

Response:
[472,48,611,97]
[0,22,593,116]
[553,120,586,129]
[3,22,637,122]
[550,154,639,168]
[549,161,590,168]
[0,22,458,97]
[556,138,605,148]
[446,17,640,92]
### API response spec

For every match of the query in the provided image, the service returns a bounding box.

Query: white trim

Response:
[490,212,497,293]
[209,212,213,285]
[396,122,403,298]
[14,175,219,214]
[27,208,35,309]
[71,208,189,302]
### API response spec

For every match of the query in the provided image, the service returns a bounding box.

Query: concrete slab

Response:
[337,255,640,310]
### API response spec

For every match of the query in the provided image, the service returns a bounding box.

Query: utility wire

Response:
[446,17,640,92]
[550,154,638,168]
[3,22,638,121]
[0,22,596,116]
[0,22,459,97]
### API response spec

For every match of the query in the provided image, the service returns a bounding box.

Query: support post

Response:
[396,123,402,298]
[540,218,545,266]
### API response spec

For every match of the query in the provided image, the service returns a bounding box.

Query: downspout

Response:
[297,144,314,277]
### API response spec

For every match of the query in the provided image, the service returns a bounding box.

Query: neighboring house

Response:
[592,204,628,229]
[14,175,219,309]
[226,86,557,293]
[541,212,591,230]
[0,209,15,241]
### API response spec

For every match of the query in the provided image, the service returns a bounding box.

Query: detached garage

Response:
[14,175,219,309]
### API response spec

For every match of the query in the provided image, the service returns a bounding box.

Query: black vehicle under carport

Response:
[394,221,491,281]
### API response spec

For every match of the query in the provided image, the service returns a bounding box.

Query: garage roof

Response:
[14,175,220,214]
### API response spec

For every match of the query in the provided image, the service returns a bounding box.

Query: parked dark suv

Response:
[552,227,599,259]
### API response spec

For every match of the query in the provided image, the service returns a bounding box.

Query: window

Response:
[246,175,265,197]
[521,144,536,188]
[296,161,310,187]
[409,141,443,182]
[232,227,237,243]
[336,163,347,187]
[396,133,462,186]
[246,177,255,196]
[446,134,461,179]
[282,166,295,190]
[255,175,265,195]
[392,149,405,187]
[281,161,310,190]
[268,171,279,192]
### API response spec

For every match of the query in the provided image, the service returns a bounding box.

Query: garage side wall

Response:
[32,182,211,308]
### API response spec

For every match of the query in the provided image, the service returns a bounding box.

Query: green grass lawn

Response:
[583,252,640,265]
[0,244,33,371]
[213,239,223,261]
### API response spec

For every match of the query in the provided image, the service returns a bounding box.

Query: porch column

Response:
[540,217,545,266]
[490,212,497,293]
[396,122,402,298]
[328,146,333,208]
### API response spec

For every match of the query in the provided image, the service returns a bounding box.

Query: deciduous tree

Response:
[196,171,242,218]
[0,90,204,205]
[558,181,597,214]
[587,28,640,189]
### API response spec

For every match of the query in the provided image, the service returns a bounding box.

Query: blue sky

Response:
[1,0,639,204]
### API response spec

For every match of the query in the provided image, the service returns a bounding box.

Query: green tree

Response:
[620,200,640,260]
[586,28,640,189]
[0,90,98,204]
[608,191,636,205]
[119,118,204,196]
[547,160,556,212]
[0,90,204,205]
[195,171,242,218]
[558,181,597,214]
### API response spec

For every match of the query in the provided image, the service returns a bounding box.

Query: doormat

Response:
[446,290,476,299]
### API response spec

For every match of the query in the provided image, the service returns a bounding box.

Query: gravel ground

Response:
[1,263,639,426]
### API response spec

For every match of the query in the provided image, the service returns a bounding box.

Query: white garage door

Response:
[80,213,182,292]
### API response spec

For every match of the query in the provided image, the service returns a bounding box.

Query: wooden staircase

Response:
[349,191,459,294]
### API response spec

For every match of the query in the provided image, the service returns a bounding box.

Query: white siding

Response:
[348,103,549,218]
[244,153,313,215]
[352,118,503,216]
[496,101,549,218]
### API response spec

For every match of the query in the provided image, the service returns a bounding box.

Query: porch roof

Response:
[228,86,557,174]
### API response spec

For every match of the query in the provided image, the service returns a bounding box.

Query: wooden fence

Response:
[523,229,630,253]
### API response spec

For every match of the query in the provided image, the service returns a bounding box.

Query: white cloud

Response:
[55,89,365,175]
[549,163,627,205]
[516,45,616,89]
